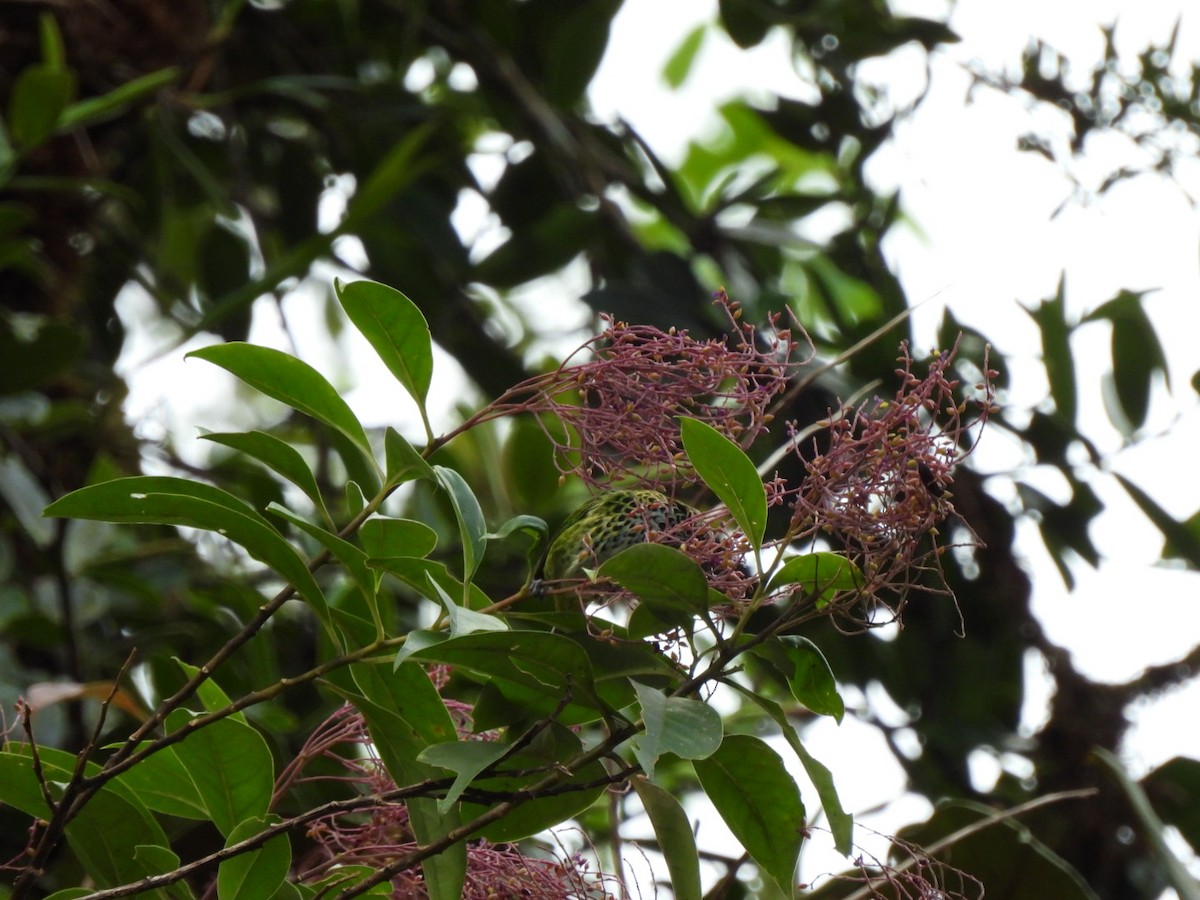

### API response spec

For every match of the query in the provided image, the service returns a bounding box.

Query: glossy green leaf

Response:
[601,543,709,638]
[167,710,274,838]
[217,816,291,900]
[113,744,208,820]
[361,515,438,559]
[459,723,608,842]
[426,575,509,636]
[406,630,607,712]
[385,426,436,485]
[754,636,845,722]
[679,416,766,550]
[336,280,433,413]
[342,663,465,900]
[766,552,864,607]
[693,734,804,895]
[418,739,510,813]
[369,556,493,613]
[730,683,853,855]
[631,681,722,779]
[187,342,374,461]
[632,777,703,900]
[267,501,375,604]
[45,477,331,632]
[203,430,330,523]
[433,465,487,582]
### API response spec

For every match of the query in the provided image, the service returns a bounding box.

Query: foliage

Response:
[2,1,1200,898]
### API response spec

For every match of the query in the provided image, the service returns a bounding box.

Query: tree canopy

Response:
[2,2,1199,898]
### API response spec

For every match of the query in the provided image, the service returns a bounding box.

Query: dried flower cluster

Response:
[784,339,996,623]
[278,704,615,899]
[494,290,805,490]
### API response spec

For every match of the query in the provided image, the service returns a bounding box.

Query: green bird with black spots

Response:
[540,489,696,581]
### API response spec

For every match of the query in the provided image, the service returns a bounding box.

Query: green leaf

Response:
[0,746,169,889]
[729,684,853,855]
[1144,756,1200,852]
[663,23,707,89]
[39,13,66,69]
[202,430,331,524]
[1115,474,1200,568]
[360,515,438,559]
[459,723,608,842]
[45,477,332,634]
[631,777,703,900]
[600,543,709,638]
[1028,275,1077,426]
[267,501,375,602]
[114,743,208,820]
[766,552,864,608]
[167,710,274,838]
[59,67,178,130]
[336,280,433,414]
[417,740,510,813]
[425,574,509,636]
[9,64,76,147]
[385,426,435,485]
[693,734,805,895]
[433,465,487,582]
[631,681,722,779]
[753,636,845,722]
[679,416,767,550]
[217,816,291,900]
[369,556,493,614]
[406,630,610,714]
[340,664,465,900]
[187,342,375,463]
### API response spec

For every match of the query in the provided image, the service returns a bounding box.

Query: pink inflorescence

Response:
[497,290,807,491]
[282,704,615,899]
[786,339,996,623]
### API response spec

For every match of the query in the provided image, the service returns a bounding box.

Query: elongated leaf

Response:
[729,682,853,854]
[340,664,465,900]
[679,417,766,549]
[693,734,804,895]
[217,816,290,900]
[336,280,433,411]
[433,465,487,582]
[59,67,178,129]
[114,743,207,820]
[385,426,436,485]
[753,636,845,722]
[187,343,374,461]
[46,478,331,631]
[10,64,75,147]
[203,430,330,523]
[167,710,273,838]
[267,502,375,601]
[632,777,703,900]
[368,556,492,612]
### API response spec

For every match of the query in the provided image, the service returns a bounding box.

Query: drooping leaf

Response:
[752,636,845,722]
[187,342,375,464]
[693,733,805,895]
[631,777,703,900]
[202,430,331,524]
